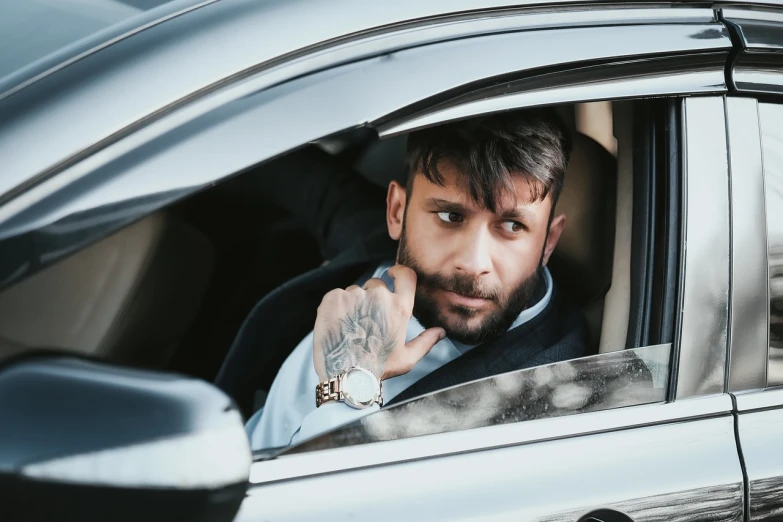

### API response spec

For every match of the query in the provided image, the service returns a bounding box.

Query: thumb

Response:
[405,327,446,362]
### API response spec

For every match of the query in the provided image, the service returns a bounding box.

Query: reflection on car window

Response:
[279,344,671,456]
[760,103,783,387]
[0,0,174,83]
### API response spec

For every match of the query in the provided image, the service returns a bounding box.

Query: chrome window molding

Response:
[378,54,727,137]
[0,3,723,207]
[676,96,731,399]
[726,97,769,393]
[250,392,731,485]
[0,22,730,288]
[724,8,783,95]
[734,58,783,97]
[723,7,783,51]
[723,7,783,25]
[734,387,783,411]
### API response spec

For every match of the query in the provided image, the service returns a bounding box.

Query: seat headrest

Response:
[549,133,617,306]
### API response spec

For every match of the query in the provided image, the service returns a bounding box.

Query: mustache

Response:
[416,270,501,301]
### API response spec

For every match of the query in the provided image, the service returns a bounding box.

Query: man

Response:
[218,109,587,449]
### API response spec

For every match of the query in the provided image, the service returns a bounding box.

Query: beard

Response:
[397,228,543,345]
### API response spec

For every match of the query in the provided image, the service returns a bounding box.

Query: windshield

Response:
[0,0,175,84]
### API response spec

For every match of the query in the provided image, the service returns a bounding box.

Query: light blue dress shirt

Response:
[246,263,553,450]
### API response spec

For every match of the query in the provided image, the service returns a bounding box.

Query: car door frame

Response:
[0,3,728,289]
[723,6,783,521]
[239,88,739,520]
[0,4,745,520]
[194,10,740,522]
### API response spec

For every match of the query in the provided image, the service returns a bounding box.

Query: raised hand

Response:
[313,265,445,382]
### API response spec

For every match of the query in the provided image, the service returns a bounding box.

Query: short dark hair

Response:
[405,108,572,212]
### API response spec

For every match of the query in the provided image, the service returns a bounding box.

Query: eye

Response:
[437,211,463,224]
[501,220,524,233]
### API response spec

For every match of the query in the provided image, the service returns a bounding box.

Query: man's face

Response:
[387,163,566,345]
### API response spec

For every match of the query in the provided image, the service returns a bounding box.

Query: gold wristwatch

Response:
[315,366,383,409]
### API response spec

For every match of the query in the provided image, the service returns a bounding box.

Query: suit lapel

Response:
[387,286,566,406]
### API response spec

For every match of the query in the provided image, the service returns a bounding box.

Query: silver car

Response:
[0,1,782,521]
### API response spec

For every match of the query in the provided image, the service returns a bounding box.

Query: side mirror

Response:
[0,356,251,522]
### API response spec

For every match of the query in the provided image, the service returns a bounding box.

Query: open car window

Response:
[241,93,686,456]
[275,344,671,457]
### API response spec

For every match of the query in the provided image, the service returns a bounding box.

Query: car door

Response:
[724,6,783,521]
[0,3,745,521]
[236,98,741,522]
[223,13,740,522]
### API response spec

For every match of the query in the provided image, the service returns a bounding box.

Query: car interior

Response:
[0,100,650,400]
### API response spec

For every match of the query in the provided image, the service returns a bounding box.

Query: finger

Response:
[363,278,388,290]
[387,264,417,310]
[405,327,446,362]
[344,285,365,297]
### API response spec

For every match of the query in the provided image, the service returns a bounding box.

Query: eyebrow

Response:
[424,198,471,213]
[498,207,538,223]
[424,197,538,223]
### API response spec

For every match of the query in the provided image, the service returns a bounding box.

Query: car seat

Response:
[0,211,214,369]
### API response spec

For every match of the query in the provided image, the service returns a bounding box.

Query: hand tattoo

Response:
[321,296,396,378]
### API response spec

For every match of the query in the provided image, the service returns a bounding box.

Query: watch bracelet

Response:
[315,377,341,407]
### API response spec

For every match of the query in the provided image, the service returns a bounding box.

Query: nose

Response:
[453,226,493,277]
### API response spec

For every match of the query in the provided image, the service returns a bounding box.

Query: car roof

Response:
[0,0,740,102]
[0,0,771,212]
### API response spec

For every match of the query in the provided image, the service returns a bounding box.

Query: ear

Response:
[542,213,566,266]
[386,180,407,240]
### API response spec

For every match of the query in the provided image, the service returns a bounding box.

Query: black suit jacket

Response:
[215,147,587,417]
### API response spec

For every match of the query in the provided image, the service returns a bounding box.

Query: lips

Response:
[443,290,492,308]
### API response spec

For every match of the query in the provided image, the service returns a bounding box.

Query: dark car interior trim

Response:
[662,99,684,402]
[626,100,658,349]
[630,97,682,362]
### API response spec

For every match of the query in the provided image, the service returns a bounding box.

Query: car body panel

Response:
[8,0,783,519]
[726,97,769,393]
[0,1,720,206]
[737,407,783,521]
[0,0,213,101]
[675,96,731,399]
[0,13,730,291]
[251,395,734,485]
[240,414,742,522]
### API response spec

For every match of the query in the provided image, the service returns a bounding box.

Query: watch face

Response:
[343,368,378,407]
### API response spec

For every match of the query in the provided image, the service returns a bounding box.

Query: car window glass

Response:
[0,0,174,83]
[759,102,783,387]
[278,343,671,456]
